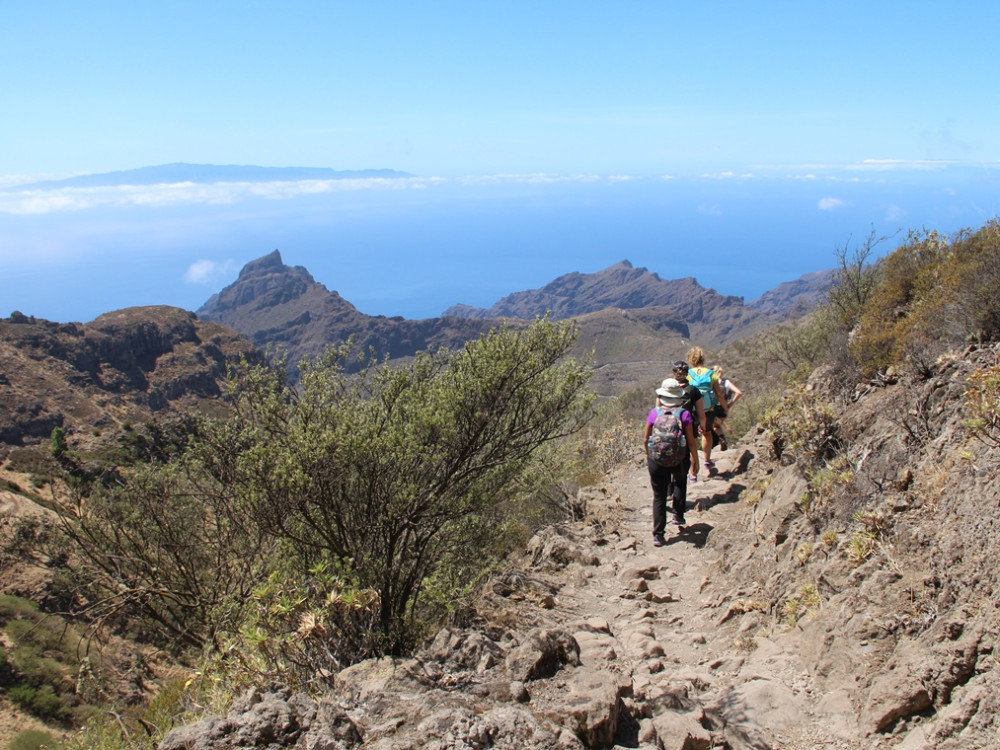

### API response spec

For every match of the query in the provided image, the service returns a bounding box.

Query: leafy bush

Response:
[58,458,272,651]
[50,427,67,459]
[207,567,382,692]
[59,317,593,665]
[761,384,840,465]
[842,221,1000,375]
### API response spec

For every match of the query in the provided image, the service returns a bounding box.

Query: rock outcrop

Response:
[443,260,824,348]
[0,306,262,451]
[197,250,502,378]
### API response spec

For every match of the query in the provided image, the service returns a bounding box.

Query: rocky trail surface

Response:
[159,444,889,750]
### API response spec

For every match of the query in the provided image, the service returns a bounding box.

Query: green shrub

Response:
[761,384,840,465]
[60,317,594,665]
[62,678,195,750]
[8,729,63,750]
[50,427,67,459]
[840,221,1000,375]
[0,594,92,725]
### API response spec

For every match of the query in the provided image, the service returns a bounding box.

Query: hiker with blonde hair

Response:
[711,365,742,451]
[685,347,729,473]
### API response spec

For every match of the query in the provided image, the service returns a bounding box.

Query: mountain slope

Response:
[444,260,820,349]
[747,268,835,316]
[0,306,262,452]
[197,250,503,375]
[197,253,827,394]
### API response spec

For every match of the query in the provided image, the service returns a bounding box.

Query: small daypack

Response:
[648,406,687,467]
[689,367,717,410]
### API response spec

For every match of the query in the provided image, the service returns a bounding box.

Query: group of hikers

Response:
[642,346,742,547]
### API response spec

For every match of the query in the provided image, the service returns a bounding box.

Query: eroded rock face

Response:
[0,307,262,449]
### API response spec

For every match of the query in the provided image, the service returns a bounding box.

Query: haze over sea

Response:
[2,163,998,324]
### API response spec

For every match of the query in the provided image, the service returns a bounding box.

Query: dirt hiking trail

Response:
[542,445,878,750]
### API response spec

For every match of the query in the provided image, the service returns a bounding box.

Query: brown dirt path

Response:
[545,446,871,750]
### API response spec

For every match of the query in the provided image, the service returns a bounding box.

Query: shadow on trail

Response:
[664,521,712,548]
[693,482,746,512]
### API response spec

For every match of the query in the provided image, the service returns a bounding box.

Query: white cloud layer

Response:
[0,161,995,217]
[184,259,239,285]
[0,174,622,215]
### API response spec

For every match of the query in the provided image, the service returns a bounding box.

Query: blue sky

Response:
[2,2,1000,322]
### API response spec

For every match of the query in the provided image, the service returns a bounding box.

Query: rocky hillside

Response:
[444,260,828,348]
[0,306,262,454]
[745,268,834,316]
[197,253,821,393]
[154,341,1000,749]
[197,250,503,375]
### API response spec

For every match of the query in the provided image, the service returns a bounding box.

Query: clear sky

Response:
[5,1,998,179]
[2,2,1000,322]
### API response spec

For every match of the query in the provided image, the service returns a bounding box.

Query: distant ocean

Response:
[2,166,999,323]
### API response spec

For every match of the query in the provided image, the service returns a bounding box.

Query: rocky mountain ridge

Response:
[197,252,826,389]
[0,306,262,453]
[197,249,504,377]
[447,259,831,346]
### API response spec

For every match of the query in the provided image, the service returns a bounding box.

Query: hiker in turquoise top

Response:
[685,346,730,475]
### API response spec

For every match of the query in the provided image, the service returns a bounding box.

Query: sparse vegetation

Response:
[964,361,1000,447]
[780,583,820,628]
[740,476,772,507]
[846,531,877,565]
[794,542,813,566]
[8,730,64,750]
[0,594,98,726]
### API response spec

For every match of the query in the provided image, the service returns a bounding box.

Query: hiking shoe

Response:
[676,516,687,527]
[718,434,728,451]
[652,534,666,547]
[704,460,715,469]
[669,514,682,526]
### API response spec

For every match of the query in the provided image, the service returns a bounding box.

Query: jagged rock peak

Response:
[243,248,284,274]
[238,249,315,284]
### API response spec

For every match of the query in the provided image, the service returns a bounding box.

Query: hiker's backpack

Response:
[689,367,717,410]
[648,406,687,467]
